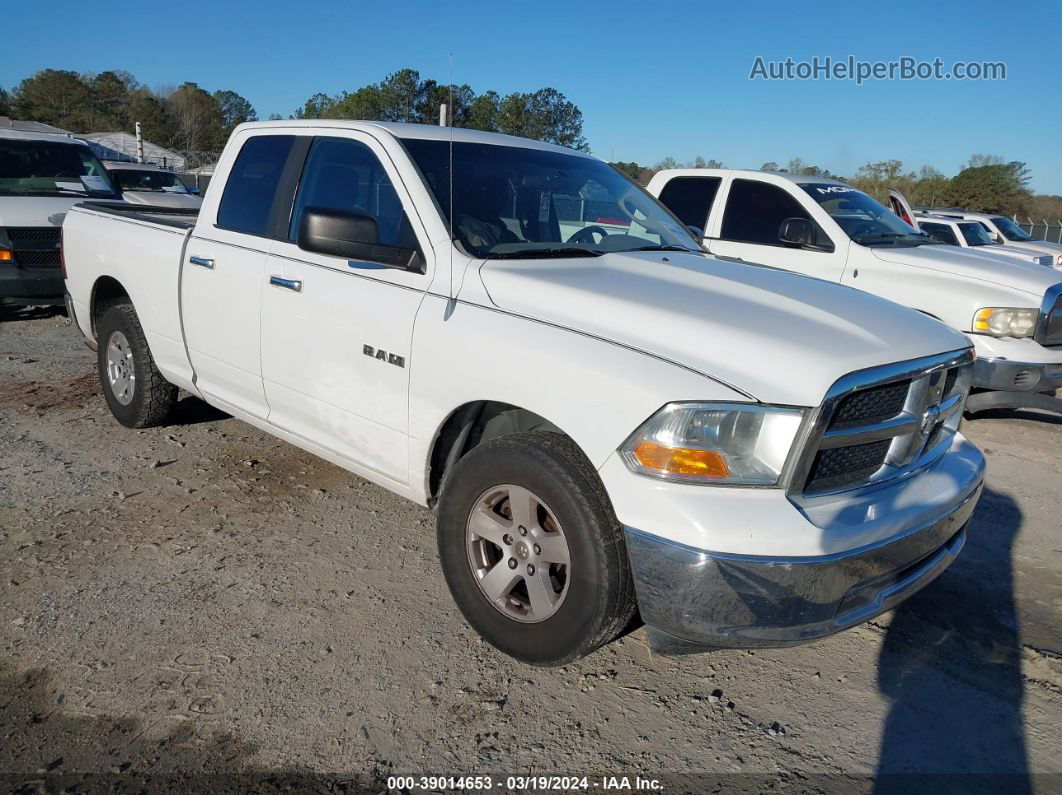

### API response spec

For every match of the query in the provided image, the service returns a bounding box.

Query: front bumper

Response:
[972,356,1062,392]
[0,265,65,306]
[614,436,985,652]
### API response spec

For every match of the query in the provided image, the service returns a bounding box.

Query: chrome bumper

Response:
[626,481,982,653]
[973,356,1062,392]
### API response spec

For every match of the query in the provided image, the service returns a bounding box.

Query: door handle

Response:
[189,255,215,269]
[269,275,303,293]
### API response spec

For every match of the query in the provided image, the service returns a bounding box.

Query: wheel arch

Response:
[89,275,131,339]
[426,400,577,506]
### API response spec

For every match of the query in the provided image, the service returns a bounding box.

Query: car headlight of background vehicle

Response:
[972,307,1038,338]
[620,403,804,486]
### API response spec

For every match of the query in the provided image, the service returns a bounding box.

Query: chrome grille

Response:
[1037,255,1053,268]
[792,349,975,496]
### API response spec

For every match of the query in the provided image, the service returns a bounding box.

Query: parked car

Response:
[888,190,1062,268]
[103,162,203,209]
[64,121,984,663]
[915,214,1055,268]
[648,168,1062,415]
[0,127,122,306]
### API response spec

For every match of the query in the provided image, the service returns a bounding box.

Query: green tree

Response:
[610,161,643,180]
[12,69,93,130]
[946,162,1031,214]
[124,88,173,146]
[88,70,135,130]
[166,82,224,152]
[496,88,587,150]
[0,87,9,116]
[213,89,257,143]
[760,161,780,171]
[467,90,500,132]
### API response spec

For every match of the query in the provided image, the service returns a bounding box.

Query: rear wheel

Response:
[437,432,636,665]
[96,302,177,428]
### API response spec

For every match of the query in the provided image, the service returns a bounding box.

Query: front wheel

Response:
[96,302,177,428]
[437,432,636,665]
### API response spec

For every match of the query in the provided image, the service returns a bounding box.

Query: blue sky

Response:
[3,0,1061,192]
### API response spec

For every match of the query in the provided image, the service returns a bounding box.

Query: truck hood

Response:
[0,196,111,228]
[1006,239,1062,256]
[119,190,203,209]
[477,251,969,407]
[869,244,1060,299]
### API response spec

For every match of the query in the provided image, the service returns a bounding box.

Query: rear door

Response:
[706,177,848,283]
[655,175,723,238]
[181,132,299,418]
[261,132,431,487]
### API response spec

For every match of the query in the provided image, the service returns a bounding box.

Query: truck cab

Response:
[649,168,1062,413]
[915,214,1056,268]
[0,126,122,307]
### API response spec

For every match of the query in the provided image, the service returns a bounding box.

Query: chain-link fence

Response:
[1016,218,1062,244]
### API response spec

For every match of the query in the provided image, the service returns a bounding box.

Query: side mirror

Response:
[686,225,704,239]
[778,217,815,247]
[297,207,424,273]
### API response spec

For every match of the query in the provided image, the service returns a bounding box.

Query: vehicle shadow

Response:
[0,665,375,792]
[0,304,66,324]
[874,486,1029,793]
[169,395,231,427]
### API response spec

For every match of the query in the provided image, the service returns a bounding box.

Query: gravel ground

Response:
[1,307,1059,793]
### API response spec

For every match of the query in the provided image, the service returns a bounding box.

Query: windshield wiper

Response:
[488,247,603,260]
[626,244,700,253]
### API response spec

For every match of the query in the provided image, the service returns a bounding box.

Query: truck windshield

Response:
[958,221,995,246]
[990,215,1034,242]
[110,168,190,193]
[400,138,701,258]
[0,139,121,198]
[800,183,932,247]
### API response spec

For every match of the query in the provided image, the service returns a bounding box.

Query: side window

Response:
[657,176,720,232]
[920,222,958,245]
[216,135,295,236]
[289,137,417,250]
[720,179,823,247]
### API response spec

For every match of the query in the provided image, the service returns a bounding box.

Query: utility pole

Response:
[439,103,449,127]
[135,121,144,164]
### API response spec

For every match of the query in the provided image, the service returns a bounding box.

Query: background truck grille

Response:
[795,350,974,496]
[5,226,62,267]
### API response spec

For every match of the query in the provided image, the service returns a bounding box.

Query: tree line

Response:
[611,154,1059,219]
[3,67,1056,218]
[1,67,587,155]
[0,70,257,157]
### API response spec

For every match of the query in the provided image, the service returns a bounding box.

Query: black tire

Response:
[437,431,637,665]
[96,302,177,428]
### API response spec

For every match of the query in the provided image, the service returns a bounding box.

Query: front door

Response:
[261,133,432,487]
[706,177,848,283]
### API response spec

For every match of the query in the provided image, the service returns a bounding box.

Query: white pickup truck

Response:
[63,121,984,663]
[648,169,1062,415]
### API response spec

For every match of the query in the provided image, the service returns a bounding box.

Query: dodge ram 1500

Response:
[63,121,984,663]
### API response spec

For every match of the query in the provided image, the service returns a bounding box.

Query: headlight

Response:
[972,307,1038,338]
[1056,254,1062,267]
[620,402,805,486]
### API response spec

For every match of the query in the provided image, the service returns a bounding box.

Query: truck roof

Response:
[654,167,850,187]
[0,127,83,144]
[230,119,593,158]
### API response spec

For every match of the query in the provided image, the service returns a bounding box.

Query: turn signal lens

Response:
[0,249,12,262]
[632,442,730,478]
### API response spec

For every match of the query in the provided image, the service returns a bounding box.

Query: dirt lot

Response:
[1,308,1059,793]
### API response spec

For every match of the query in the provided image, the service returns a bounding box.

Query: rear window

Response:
[216,135,294,236]
[657,176,720,232]
[0,139,120,198]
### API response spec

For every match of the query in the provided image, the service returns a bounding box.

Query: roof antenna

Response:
[448,52,456,302]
